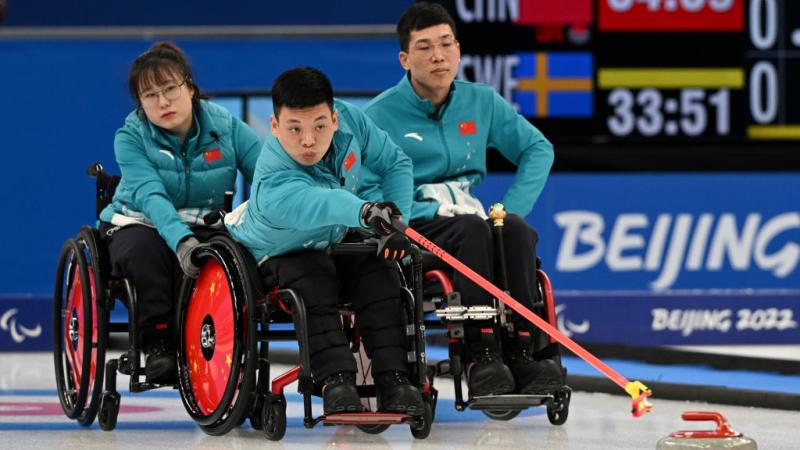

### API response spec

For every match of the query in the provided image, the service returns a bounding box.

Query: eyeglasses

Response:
[410,37,458,59]
[140,79,187,105]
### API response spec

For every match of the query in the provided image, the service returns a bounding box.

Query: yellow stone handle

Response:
[489,203,506,227]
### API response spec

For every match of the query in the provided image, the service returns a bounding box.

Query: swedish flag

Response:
[512,52,593,118]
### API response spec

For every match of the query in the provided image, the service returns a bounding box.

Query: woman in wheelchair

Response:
[99,42,261,384]
[226,67,425,415]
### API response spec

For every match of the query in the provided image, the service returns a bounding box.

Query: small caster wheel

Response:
[262,395,286,441]
[410,401,433,439]
[547,387,571,425]
[98,391,120,431]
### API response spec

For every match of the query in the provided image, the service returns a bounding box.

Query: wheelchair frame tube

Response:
[123,278,144,391]
[410,245,427,389]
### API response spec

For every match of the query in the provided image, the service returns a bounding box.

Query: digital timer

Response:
[607,88,730,137]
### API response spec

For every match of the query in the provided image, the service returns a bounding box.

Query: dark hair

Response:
[397,2,457,52]
[271,67,334,117]
[128,41,206,106]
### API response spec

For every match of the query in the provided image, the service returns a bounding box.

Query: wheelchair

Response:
[419,206,571,425]
[54,163,183,430]
[54,163,436,439]
[176,231,436,439]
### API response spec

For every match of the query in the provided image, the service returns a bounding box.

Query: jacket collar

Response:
[144,100,221,150]
[397,72,456,118]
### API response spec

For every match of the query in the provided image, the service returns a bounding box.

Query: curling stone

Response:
[656,411,756,449]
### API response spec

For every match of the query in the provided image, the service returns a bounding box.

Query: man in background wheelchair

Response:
[363,2,565,400]
[226,67,426,416]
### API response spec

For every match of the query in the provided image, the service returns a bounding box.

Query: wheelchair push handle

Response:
[224,191,233,213]
[201,191,235,226]
[87,162,104,178]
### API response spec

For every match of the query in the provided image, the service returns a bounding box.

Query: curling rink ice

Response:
[1,352,798,450]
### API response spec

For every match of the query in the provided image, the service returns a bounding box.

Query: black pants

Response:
[411,214,548,350]
[102,224,182,329]
[101,223,215,329]
[261,250,408,383]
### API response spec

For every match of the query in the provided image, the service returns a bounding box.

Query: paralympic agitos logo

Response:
[0,308,42,343]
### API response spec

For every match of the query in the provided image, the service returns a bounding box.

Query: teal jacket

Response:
[100,100,261,251]
[226,100,413,263]
[364,75,554,220]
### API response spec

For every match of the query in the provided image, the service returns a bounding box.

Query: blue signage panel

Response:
[554,292,800,345]
[475,173,800,292]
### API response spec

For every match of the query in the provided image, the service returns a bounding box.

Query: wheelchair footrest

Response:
[435,305,499,320]
[467,394,552,410]
[323,412,409,425]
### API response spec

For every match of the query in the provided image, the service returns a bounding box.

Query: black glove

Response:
[361,202,402,236]
[376,231,411,260]
[176,236,205,278]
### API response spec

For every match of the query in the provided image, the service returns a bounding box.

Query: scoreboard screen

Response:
[432,0,799,145]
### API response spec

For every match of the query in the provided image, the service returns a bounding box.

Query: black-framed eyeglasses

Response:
[140,79,187,105]
[411,37,458,58]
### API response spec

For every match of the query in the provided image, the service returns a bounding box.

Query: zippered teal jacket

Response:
[363,74,554,220]
[226,100,413,263]
[100,100,261,251]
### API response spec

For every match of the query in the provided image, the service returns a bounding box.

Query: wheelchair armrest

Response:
[202,209,226,226]
[201,191,236,225]
[329,242,378,255]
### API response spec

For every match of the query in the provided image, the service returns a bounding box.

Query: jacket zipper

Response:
[438,123,451,175]
[182,148,190,207]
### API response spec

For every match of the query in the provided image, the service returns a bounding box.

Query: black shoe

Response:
[322,371,363,415]
[506,331,564,394]
[144,347,176,384]
[508,352,564,395]
[374,371,425,416]
[142,324,176,384]
[467,345,515,397]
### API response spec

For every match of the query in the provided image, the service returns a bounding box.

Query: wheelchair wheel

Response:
[53,235,106,426]
[482,408,522,421]
[177,234,258,436]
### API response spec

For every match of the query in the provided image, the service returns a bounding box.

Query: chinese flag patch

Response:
[344,151,356,171]
[459,121,477,135]
[204,148,221,162]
